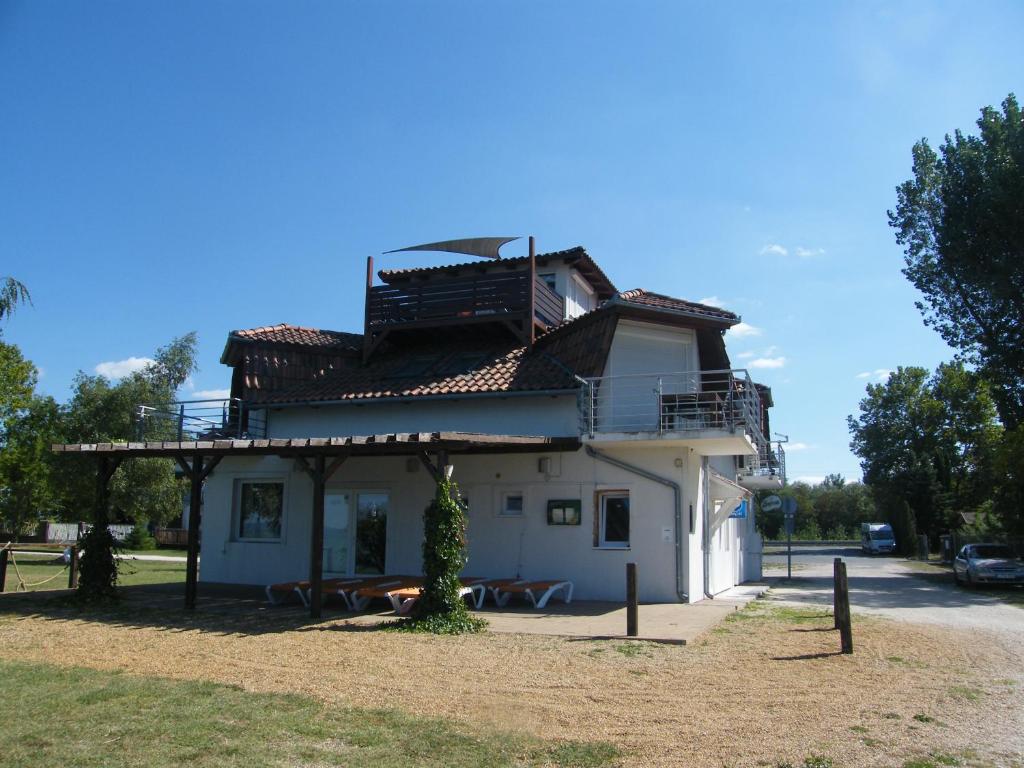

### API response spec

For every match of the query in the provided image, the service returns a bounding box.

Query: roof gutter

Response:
[584,445,688,603]
[250,387,581,410]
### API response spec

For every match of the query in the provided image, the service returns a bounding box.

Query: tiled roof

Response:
[612,289,738,323]
[229,324,363,352]
[247,341,580,405]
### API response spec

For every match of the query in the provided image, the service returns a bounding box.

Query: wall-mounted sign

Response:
[547,499,581,526]
[729,500,748,519]
[761,495,782,513]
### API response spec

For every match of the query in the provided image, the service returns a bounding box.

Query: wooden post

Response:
[184,453,203,609]
[0,548,8,593]
[833,557,841,629]
[837,560,853,654]
[363,255,374,362]
[527,236,536,349]
[626,562,638,637]
[68,545,79,589]
[309,454,326,620]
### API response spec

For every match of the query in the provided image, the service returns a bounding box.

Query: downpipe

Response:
[702,456,713,599]
[584,445,688,602]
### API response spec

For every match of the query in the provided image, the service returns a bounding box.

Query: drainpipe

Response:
[584,445,688,602]
[702,456,714,599]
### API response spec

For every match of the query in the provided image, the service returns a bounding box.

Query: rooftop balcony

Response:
[366,270,564,339]
[579,369,767,456]
[134,398,267,442]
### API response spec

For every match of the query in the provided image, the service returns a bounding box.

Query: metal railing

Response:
[134,398,267,441]
[739,441,786,482]
[579,369,766,444]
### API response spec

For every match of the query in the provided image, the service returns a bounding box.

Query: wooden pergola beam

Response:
[296,453,349,619]
[177,453,222,610]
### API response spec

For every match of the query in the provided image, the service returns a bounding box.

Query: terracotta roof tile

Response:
[230,324,362,352]
[247,341,580,406]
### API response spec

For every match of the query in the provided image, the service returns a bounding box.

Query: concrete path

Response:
[11,550,187,563]
[763,545,1024,635]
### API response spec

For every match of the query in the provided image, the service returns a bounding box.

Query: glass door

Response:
[322,492,351,575]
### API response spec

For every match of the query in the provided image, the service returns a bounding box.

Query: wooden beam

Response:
[309,454,326,619]
[184,452,203,610]
[418,451,441,481]
[199,455,222,482]
[363,255,374,362]
[324,454,349,481]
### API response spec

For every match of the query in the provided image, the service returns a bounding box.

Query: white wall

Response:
[266,394,580,439]
[199,445,710,602]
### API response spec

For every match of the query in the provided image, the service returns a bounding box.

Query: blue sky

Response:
[2,1,1021,483]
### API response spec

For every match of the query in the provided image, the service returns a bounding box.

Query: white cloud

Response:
[698,296,726,308]
[856,368,893,382]
[748,356,786,369]
[785,442,810,452]
[95,357,155,379]
[795,246,825,258]
[760,243,788,257]
[736,351,755,360]
[727,322,762,339]
[189,388,231,401]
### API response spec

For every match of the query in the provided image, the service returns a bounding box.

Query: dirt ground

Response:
[0,596,1021,767]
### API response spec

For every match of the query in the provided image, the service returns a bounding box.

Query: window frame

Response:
[233,477,287,543]
[595,490,630,549]
[498,490,525,518]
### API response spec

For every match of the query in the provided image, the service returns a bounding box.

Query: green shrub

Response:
[122,524,157,551]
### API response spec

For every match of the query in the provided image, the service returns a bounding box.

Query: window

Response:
[538,273,558,293]
[500,491,524,517]
[236,480,284,541]
[597,491,629,548]
[547,499,581,526]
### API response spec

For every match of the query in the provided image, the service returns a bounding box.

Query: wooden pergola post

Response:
[298,454,348,619]
[176,453,221,610]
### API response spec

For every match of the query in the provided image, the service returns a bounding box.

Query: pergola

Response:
[51,432,580,618]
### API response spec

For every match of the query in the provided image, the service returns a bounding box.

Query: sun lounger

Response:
[384,581,486,614]
[487,579,574,609]
[319,575,398,610]
[348,576,423,611]
[265,580,311,607]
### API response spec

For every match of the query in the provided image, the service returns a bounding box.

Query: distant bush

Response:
[122,524,157,551]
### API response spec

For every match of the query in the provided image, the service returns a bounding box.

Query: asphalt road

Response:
[762,545,1024,635]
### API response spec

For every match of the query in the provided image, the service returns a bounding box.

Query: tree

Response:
[53,332,199,527]
[0,278,31,322]
[847,364,1000,543]
[0,339,61,535]
[889,94,1024,428]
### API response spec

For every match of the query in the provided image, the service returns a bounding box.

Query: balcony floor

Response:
[582,429,756,456]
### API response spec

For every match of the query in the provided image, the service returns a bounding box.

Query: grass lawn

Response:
[0,660,618,767]
[1,555,185,593]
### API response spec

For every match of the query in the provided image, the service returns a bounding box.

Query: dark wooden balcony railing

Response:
[367,271,565,330]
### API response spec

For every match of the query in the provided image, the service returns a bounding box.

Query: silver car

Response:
[953,543,1024,587]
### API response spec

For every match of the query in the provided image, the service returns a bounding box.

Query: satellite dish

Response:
[384,237,520,260]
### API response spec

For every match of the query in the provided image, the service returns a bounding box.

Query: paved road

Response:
[762,545,1024,634]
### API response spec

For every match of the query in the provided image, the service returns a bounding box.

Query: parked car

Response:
[952,543,1024,587]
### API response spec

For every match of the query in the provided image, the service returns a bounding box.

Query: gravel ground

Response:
[0,596,1021,767]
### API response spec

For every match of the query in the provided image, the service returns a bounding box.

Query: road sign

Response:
[784,515,796,535]
[761,495,782,513]
[782,497,797,517]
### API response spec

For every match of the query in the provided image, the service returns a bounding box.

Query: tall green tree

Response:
[889,94,1024,428]
[847,364,1000,543]
[0,339,62,535]
[53,332,199,527]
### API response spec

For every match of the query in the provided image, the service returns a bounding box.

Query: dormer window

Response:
[538,273,558,293]
[566,273,596,319]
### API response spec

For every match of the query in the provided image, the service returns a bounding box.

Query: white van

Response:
[861,523,896,554]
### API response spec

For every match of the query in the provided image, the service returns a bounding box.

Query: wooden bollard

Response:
[0,548,8,593]
[837,560,853,654]
[68,545,80,589]
[833,557,841,629]
[626,562,638,637]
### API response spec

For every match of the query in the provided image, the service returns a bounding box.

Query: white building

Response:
[136,244,787,606]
